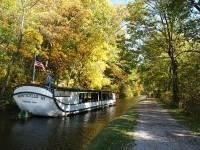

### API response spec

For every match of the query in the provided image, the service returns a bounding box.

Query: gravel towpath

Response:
[132,98,200,150]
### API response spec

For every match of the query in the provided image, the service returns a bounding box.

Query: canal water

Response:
[0,97,138,150]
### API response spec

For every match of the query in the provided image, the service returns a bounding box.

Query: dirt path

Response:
[132,98,200,150]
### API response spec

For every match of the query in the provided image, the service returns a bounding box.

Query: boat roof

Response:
[14,84,115,93]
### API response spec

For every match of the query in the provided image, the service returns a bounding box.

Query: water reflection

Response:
[0,97,138,150]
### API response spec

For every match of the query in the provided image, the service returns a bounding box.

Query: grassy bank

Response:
[84,107,139,150]
[84,98,200,150]
[158,100,200,135]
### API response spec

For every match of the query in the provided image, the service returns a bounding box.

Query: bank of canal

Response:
[84,98,200,150]
[0,97,140,150]
[84,105,138,150]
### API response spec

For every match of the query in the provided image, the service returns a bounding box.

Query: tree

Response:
[0,0,40,99]
[125,0,198,106]
[34,0,122,89]
[0,0,140,100]
[191,0,200,12]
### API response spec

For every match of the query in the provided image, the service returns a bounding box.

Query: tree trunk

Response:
[168,43,179,107]
[191,0,200,12]
[0,52,18,99]
[0,0,26,100]
[171,58,179,107]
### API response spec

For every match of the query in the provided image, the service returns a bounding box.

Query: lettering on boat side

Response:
[41,96,45,100]
[18,93,38,98]
[22,100,31,103]
[22,100,37,104]
[17,93,46,100]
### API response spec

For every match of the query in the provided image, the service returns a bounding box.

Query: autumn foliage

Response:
[0,0,141,100]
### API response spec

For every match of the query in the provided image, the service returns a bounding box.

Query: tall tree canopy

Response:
[0,0,141,99]
[124,0,200,109]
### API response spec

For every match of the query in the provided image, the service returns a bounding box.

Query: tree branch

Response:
[27,0,40,10]
[191,0,200,12]
[176,50,200,58]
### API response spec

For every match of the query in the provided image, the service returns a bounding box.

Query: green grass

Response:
[84,107,138,150]
[158,100,200,135]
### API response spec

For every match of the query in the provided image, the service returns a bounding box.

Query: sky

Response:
[109,0,133,4]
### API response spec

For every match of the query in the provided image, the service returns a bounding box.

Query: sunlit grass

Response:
[158,100,200,135]
[84,107,138,150]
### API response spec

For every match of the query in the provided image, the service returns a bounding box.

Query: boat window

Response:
[109,93,113,99]
[55,91,71,97]
[102,93,107,101]
[102,92,111,101]
[91,93,99,102]
[79,92,99,103]
[79,93,88,103]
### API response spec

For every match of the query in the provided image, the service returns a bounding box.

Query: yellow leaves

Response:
[0,0,123,90]
[90,42,117,62]
[22,27,43,55]
[50,51,64,60]
[111,64,127,81]
[91,47,107,61]
[79,60,109,89]
[20,49,32,59]
[24,27,43,44]
[7,44,17,53]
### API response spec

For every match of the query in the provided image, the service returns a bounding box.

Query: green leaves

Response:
[125,0,200,106]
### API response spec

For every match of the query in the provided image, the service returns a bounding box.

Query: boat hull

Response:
[13,85,116,117]
[13,85,61,116]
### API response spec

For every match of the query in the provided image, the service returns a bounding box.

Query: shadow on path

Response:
[132,98,200,150]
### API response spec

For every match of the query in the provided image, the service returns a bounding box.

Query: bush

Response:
[181,97,200,120]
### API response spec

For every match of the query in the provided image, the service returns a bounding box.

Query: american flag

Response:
[35,56,46,71]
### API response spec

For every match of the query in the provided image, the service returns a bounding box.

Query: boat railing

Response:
[13,84,55,94]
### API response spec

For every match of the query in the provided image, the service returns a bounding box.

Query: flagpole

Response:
[32,53,36,84]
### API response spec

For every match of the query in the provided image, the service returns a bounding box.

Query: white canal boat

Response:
[13,84,116,117]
